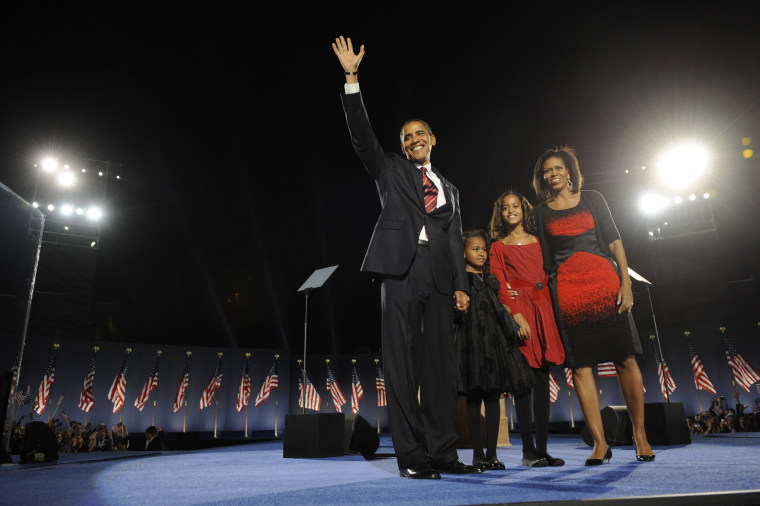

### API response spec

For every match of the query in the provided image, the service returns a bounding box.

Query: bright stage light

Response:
[57,171,76,187]
[42,157,58,172]
[703,192,710,199]
[689,194,696,201]
[32,202,39,208]
[639,194,670,214]
[47,204,55,211]
[87,207,103,221]
[61,204,73,215]
[656,143,708,189]
[76,207,84,215]
[674,196,683,204]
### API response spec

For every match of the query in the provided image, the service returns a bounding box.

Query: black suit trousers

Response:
[381,243,459,469]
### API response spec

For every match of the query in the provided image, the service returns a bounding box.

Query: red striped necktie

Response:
[421,167,438,213]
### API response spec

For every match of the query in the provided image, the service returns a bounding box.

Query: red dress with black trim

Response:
[489,239,565,369]
[540,198,640,367]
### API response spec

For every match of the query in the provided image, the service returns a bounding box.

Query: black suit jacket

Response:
[341,91,467,295]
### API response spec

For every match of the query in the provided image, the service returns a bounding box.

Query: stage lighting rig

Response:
[31,156,120,248]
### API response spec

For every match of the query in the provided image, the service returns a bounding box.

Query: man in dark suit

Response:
[333,36,480,479]
[144,426,168,451]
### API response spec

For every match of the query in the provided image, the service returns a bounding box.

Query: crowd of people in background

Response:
[687,393,760,435]
[8,410,166,454]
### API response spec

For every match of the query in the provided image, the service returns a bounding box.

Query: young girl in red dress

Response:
[489,191,566,467]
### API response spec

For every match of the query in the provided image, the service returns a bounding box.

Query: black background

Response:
[2,3,759,355]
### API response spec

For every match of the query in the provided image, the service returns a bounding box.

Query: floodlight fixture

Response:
[689,194,697,201]
[76,207,84,215]
[57,171,75,187]
[47,204,55,211]
[61,204,73,216]
[703,193,710,199]
[32,202,39,208]
[674,196,683,204]
[655,143,708,189]
[42,157,58,172]
[639,193,670,215]
[87,207,103,221]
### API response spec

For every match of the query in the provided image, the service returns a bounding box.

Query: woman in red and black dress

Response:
[532,146,655,465]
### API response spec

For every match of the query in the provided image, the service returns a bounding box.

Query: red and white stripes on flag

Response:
[134,354,161,411]
[298,368,321,411]
[10,356,20,399]
[326,364,347,412]
[236,358,251,412]
[254,362,278,407]
[200,356,223,410]
[721,333,760,392]
[652,343,677,401]
[548,371,560,403]
[597,362,617,377]
[107,354,130,414]
[34,349,58,415]
[376,367,387,407]
[16,385,31,406]
[564,368,574,389]
[689,342,716,394]
[78,350,99,413]
[173,356,191,413]
[351,365,364,414]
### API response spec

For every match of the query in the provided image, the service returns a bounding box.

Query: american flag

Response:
[376,367,387,407]
[107,354,130,414]
[548,371,560,403]
[235,357,251,412]
[254,362,279,407]
[200,356,223,410]
[15,385,31,406]
[326,364,347,412]
[597,362,617,377]
[78,350,99,413]
[34,349,57,415]
[564,367,574,389]
[653,343,677,400]
[351,365,364,414]
[10,355,20,399]
[721,333,760,392]
[173,355,191,413]
[298,368,321,411]
[134,353,161,411]
[689,342,716,394]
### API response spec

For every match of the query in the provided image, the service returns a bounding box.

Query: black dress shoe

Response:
[484,456,506,470]
[399,462,441,479]
[540,453,565,467]
[433,459,483,474]
[472,457,489,470]
[521,454,549,467]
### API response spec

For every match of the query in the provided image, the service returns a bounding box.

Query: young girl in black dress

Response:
[455,229,534,470]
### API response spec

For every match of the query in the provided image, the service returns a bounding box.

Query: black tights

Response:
[515,368,551,457]
[466,391,501,460]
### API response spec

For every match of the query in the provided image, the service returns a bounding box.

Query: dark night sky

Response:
[2,3,759,355]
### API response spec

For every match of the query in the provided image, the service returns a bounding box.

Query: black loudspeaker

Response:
[20,421,59,463]
[581,405,632,447]
[0,371,12,463]
[344,413,379,456]
[283,413,345,458]
[581,403,692,447]
[644,402,691,445]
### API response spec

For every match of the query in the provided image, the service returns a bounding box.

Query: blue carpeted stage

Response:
[2,433,759,505]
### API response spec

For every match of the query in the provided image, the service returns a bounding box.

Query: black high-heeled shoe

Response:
[584,447,612,466]
[633,437,656,462]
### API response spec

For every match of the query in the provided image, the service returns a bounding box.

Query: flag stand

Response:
[509,396,515,430]
[244,352,251,439]
[183,400,187,433]
[374,358,381,434]
[274,354,280,437]
[214,398,219,439]
[151,350,162,427]
[568,390,575,428]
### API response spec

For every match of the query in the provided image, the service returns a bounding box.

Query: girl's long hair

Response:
[488,190,536,241]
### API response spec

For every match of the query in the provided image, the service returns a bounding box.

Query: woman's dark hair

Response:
[532,146,584,201]
[462,229,490,275]
[488,190,536,240]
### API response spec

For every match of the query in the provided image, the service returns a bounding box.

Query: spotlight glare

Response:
[76,208,84,215]
[87,207,103,221]
[656,143,708,189]
[47,204,55,211]
[42,157,58,172]
[57,171,76,187]
[674,196,683,204]
[32,202,39,208]
[639,194,670,215]
[98,171,103,176]
[703,192,710,199]
[61,204,73,215]
[90,241,96,248]
[689,194,696,201]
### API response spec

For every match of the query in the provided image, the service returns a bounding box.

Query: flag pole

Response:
[274,354,280,437]
[244,352,251,439]
[685,331,705,413]
[47,343,60,423]
[509,395,515,430]
[720,326,741,403]
[325,359,331,411]
[374,358,380,434]
[568,390,575,428]
[152,350,162,427]
[183,351,191,433]
[214,352,223,439]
